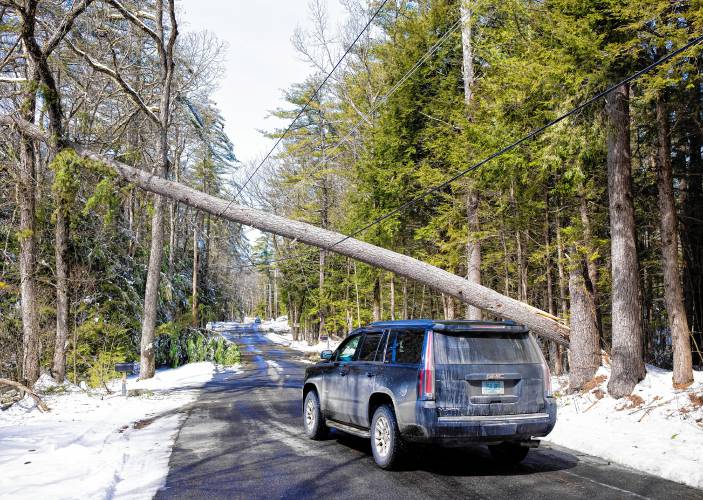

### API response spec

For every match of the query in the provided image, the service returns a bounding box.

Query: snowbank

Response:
[259,317,292,334]
[544,364,703,489]
[264,330,342,354]
[0,362,238,500]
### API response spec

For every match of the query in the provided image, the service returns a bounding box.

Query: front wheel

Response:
[370,405,403,469]
[303,391,327,440]
[488,442,529,465]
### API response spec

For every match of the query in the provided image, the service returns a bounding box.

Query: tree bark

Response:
[52,208,69,382]
[579,193,603,340]
[402,278,408,320]
[191,222,199,326]
[139,0,178,379]
[567,254,600,390]
[373,275,381,322]
[606,84,645,398]
[390,276,396,320]
[461,0,482,321]
[655,99,693,388]
[74,150,570,345]
[18,131,39,387]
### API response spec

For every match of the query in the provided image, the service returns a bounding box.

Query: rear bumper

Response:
[401,397,557,444]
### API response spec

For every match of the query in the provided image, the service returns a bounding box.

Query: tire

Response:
[303,390,327,440]
[370,404,403,470]
[488,442,529,465]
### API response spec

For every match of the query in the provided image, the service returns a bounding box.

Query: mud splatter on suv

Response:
[302,320,556,469]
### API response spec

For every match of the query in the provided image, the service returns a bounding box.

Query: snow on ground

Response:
[215,316,343,354]
[544,363,703,489]
[0,362,239,500]
[264,330,342,355]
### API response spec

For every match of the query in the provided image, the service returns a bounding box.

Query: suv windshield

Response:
[434,331,541,365]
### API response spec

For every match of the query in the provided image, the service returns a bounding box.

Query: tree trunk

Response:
[655,99,693,388]
[579,193,603,340]
[567,254,600,390]
[606,83,645,398]
[402,278,409,320]
[390,276,396,320]
[18,133,39,387]
[191,223,199,326]
[354,261,361,327]
[461,0,482,321]
[318,249,325,339]
[372,275,381,322]
[139,0,178,379]
[69,145,570,345]
[52,207,69,382]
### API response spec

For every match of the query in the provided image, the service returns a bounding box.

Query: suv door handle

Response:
[339,366,349,376]
[365,371,376,377]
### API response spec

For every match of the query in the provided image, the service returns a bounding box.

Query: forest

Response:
[1,0,702,400]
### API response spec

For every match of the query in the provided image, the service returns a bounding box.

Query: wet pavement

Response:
[155,325,702,499]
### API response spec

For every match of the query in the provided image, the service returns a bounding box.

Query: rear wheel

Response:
[370,405,403,469]
[303,391,327,440]
[488,442,529,465]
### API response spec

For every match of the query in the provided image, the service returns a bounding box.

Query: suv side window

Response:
[383,329,425,364]
[335,335,362,362]
[357,332,384,362]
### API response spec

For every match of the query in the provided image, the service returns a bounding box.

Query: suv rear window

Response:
[383,329,425,364]
[434,331,541,365]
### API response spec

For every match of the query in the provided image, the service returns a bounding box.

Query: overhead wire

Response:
[217,0,390,217]
[234,33,703,270]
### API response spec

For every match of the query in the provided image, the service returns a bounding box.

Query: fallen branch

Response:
[0,378,50,412]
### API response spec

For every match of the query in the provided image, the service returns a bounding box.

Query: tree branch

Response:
[65,37,160,125]
[43,0,94,56]
[0,378,50,412]
[105,0,163,54]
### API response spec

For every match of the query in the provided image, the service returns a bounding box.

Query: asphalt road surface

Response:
[155,325,702,500]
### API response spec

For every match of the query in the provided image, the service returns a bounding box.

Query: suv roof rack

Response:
[367,319,528,333]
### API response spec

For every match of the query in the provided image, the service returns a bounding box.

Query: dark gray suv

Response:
[302,320,556,469]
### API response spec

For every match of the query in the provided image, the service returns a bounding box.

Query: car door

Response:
[326,333,362,422]
[346,330,385,427]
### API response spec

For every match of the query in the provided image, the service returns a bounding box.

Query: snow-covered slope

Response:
[545,364,703,489]
[0,362,238,500]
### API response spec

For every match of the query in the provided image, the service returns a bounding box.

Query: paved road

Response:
[156,326,702,500]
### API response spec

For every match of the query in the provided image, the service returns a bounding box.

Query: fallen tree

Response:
[74,145,570,346]
[0,115,569,345]
[0,378,50,412]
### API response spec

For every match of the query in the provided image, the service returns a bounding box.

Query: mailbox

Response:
[115,362,138,396]
[115,362,137,373]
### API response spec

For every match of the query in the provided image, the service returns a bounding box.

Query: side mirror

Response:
[320,350,333,360]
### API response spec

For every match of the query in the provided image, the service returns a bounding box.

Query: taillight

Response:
[418,331,435,400]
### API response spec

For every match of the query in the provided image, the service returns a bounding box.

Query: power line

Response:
[217,0,390,217]
[236,33,703,270]
[232,14,468,270]
[267,13,467,196]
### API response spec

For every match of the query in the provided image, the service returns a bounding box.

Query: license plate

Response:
[482,380,504,395]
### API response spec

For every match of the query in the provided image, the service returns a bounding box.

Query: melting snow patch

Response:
[0,362,239,500]
[264,330,341,354]
[544,363,703,489]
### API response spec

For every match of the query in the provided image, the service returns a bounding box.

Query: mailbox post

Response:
[115,362,137,396]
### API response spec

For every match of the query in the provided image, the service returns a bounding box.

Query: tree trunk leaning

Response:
[75,147,571,346]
